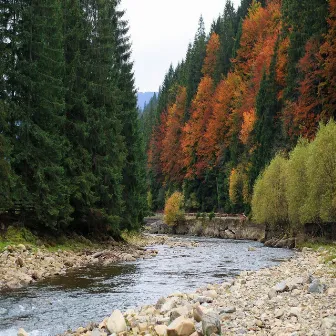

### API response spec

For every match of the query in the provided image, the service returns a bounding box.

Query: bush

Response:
[164,192,185,226]
[285,139,309,228]
[303,120,336,223]
[252,154,288,227]
[196,212,201,219]
[251,120,336,231]
[209,211,215,221]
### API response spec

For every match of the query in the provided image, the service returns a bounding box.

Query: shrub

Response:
[196,212,201,219]
[252,154,288,227]
[285,139,309,228]
[303,120,336,223]
[164,192,185,226]
[209,211,215,221]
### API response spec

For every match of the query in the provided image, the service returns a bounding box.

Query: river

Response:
[0,236,294,336]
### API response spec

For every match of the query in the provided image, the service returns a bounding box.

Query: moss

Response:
[0,225,104,252]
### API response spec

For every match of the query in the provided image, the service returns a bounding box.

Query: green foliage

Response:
[252,154,288,227]
[209,211,215,221]
[0,0,146,235]
[164,192,185,226]
[303,121,336,223]
[285,139,309,227]
[252,121,336,231]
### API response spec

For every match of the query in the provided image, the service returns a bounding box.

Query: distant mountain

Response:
[137,92,157,110]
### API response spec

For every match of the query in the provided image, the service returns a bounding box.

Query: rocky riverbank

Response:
[0,235,171,292]
[55,247,336,336]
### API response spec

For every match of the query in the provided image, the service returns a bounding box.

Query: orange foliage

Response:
[182,76,214,178]
[201,73,243,165]
[161,87,187,182]
[202,33,220,77]
[240,108,256,144]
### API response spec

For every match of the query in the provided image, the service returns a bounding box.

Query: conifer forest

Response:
[1,0,336,237]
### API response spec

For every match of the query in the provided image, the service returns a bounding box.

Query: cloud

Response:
[121,0,241,92]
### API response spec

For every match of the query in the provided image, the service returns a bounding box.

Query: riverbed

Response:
[0,236,294,336]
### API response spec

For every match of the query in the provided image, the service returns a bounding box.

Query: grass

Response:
[0,226,107,253]
[297,240,336,268]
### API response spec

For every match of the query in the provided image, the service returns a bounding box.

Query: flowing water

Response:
[0,236,294,336]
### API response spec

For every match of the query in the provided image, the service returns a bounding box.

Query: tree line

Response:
[142,0,336,220]
[1,0,146,235]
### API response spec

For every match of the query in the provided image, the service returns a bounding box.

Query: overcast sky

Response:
[121,0,241,92]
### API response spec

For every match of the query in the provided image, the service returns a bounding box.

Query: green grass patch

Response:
[0,226,101,252]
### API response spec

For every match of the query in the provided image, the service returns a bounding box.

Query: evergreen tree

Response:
[114,6,147,229]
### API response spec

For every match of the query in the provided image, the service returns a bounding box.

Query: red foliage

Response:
[202,33,220,77]
[161,87,187,183]
[182,76,214,178]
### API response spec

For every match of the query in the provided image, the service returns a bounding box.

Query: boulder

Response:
[155,324,168,336]
[161,297,178,313]
[201,311,221,336]
[17,329,28,336]
[170,306,190,321]
[308,279,326,294]
[106,309,127,334]
[167,316,195,336]
[193,305,205,323]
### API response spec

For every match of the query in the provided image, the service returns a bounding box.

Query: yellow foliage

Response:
[164,192,185,226]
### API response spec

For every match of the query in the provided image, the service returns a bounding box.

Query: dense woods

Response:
[1,0,146,235]
[142,0,336,230]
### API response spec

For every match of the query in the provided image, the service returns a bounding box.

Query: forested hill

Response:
[1,0,146,235]
[141,0,336,214]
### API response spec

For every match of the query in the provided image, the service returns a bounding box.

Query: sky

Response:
[121,0,241,92]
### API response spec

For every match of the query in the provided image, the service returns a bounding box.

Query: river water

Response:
[0,236,294,336]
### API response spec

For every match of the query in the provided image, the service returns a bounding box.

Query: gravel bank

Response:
[0,235,172,292]
[56,247,336,336]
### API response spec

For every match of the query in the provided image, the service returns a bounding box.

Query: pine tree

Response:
[114,6,147,229]
[8,0,72,228]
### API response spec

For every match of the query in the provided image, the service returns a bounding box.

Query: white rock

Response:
[17,328,28,336]
[106,309,127,334]
[155,324,168,336]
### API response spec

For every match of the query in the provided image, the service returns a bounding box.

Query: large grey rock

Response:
[106,309,127,334]
[167,316,195,336]
[201,311,221,336]
[308,279,326,294]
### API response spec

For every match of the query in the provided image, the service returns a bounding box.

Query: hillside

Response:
[141,0,336,225]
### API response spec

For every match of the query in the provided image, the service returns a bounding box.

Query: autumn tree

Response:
[161,87,187,183]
